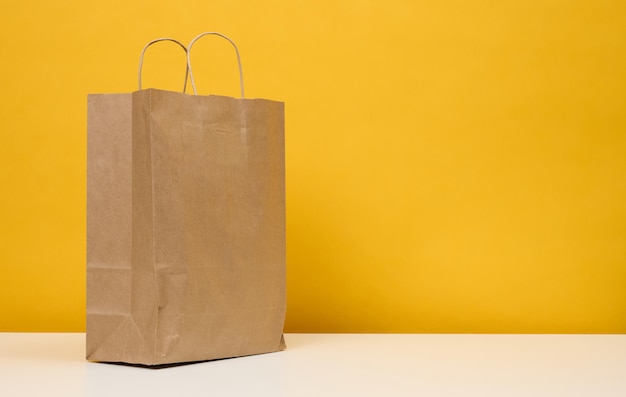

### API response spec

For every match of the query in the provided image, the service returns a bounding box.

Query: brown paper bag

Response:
[86,34,286,365]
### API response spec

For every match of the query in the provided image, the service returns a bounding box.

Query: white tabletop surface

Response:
[1,333,625,396]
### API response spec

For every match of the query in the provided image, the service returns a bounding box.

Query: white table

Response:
[1,333,625,396]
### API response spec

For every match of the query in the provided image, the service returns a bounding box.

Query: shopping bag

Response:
[86,33,286,365]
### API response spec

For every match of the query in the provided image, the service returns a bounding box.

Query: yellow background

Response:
[1,0,625,333]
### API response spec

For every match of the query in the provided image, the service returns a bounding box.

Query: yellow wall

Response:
[1,0,625,333]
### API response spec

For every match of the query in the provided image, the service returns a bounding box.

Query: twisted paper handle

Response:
[186,32,245,98]
[137,38,189,92]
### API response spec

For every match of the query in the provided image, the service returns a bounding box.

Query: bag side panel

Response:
[86,93,138,361]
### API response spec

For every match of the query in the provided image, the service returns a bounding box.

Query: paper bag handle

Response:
[187,32,245,98]
[138,38,189,92]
